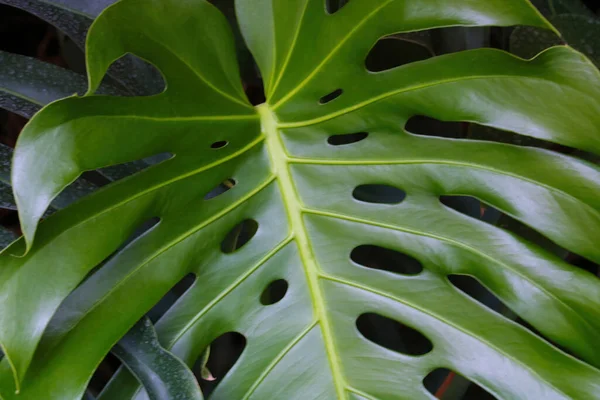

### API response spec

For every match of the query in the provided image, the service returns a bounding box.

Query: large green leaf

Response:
[2,0,600,399]
[107,317,203,400]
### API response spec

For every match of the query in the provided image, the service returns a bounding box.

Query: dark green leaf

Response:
[0,181,16,210]
[35,0,118,18]
[510,14,600,66]
[0,51,120,117]
[109,318,203,400]
[0,227,17,249]
[0,0,163,95]
[0,143,11,183]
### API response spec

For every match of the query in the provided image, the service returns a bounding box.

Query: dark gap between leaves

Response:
[441,195,597,276]
[448,274,583,363]
[146,272,196,323]
[88,352,122,396]
[78,217,161,287]
[357,313,433,356]
[98,152,173,182]
[366,36,433,72]
[406,115,577,155]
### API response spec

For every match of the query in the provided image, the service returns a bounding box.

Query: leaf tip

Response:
[0,343,22,396]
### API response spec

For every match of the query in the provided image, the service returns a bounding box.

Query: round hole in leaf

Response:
[351,245,423,275]
[211,140,228,149]
[260,279,289,305]
[221,219,258,253]
[328,132,368,146]
[319,88,343,104]
[356,313,433,356]
[352,184,406,204]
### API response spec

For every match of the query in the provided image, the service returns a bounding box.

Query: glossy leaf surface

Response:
[2,0,600,399]
[109,318,203,400]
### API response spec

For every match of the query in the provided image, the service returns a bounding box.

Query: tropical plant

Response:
[1,0,600,399]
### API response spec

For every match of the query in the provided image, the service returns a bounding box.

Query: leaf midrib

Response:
[259,104,347,398]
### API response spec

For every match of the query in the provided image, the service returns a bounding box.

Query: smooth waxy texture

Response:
[1,0,600,399]
[111,318,203,400]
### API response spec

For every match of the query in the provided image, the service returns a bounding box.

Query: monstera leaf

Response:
[1,0,600,399]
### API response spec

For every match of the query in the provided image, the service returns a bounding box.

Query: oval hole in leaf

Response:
[356,313,433,356]
[423,368,497,399]
[204,178,237,200]
[440,195,483,219]
[353,184,406,204]
[260,279,289,305]
[221,219,258,253]
[326,0,350,14]
[319,88,343,104]
[406,115,566,151]
[328,132,368,146]
[196,332,247,396]
[351,245,423,275]
[366,37,433,72]
[211,140,228,149]
[406,115,466,139]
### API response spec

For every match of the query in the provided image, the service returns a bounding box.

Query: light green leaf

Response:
[2,0,600,399]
